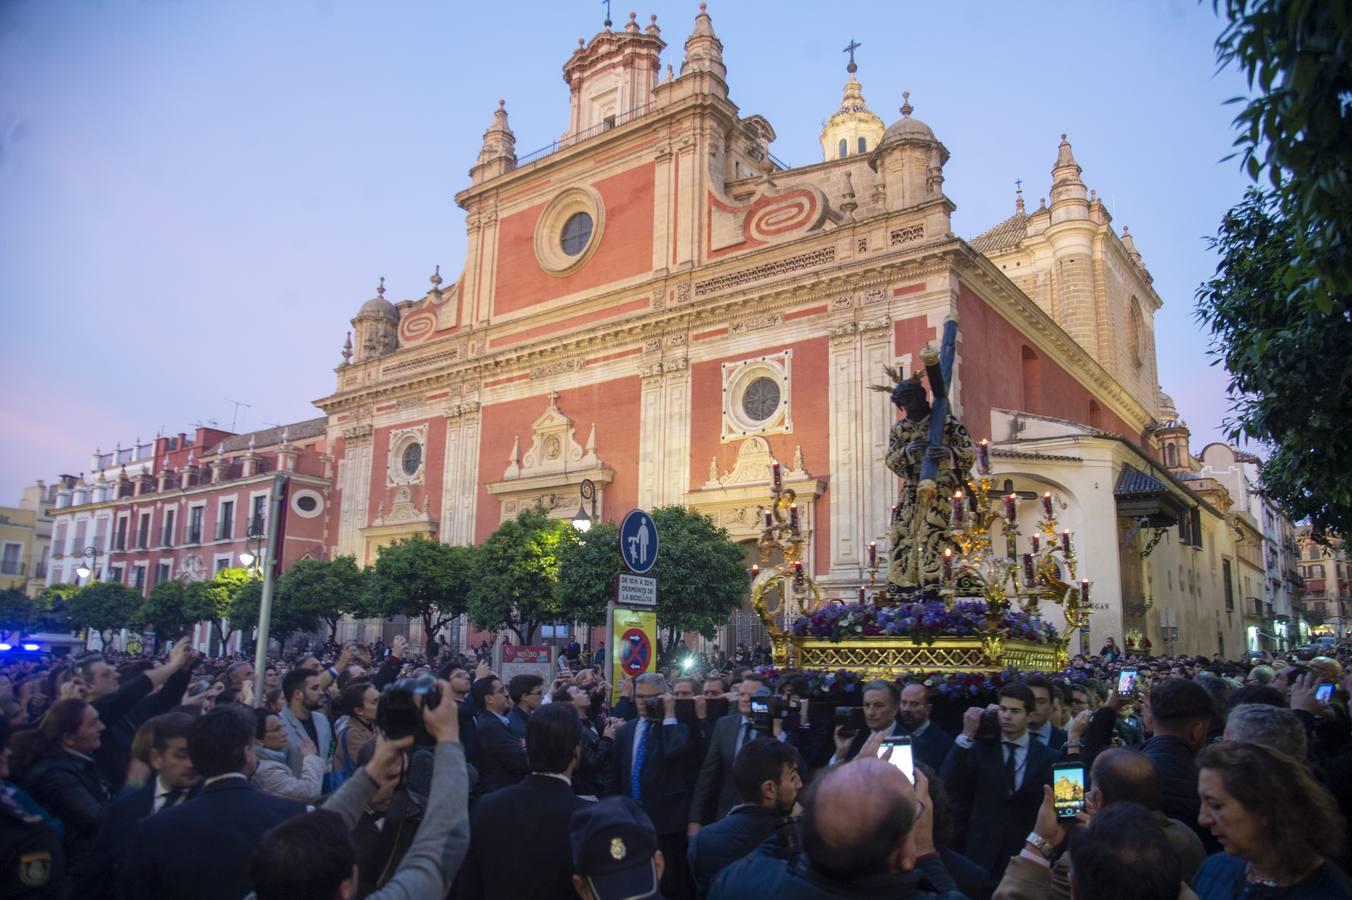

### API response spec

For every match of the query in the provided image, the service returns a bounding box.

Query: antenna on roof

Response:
[225,398,252,432]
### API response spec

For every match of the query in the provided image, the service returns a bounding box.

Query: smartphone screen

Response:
[1053,763,1087,821]
[879,736,914,783]
[1117,669,1138,696]
[1317,683,1335,703]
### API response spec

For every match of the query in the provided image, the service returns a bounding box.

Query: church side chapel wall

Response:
[474,379,642,543]
[954,282,1138,442]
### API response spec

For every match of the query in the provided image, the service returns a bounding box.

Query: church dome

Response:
[880,93,936,145]
[356,278,398,321]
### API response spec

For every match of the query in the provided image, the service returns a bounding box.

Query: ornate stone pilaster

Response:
[440,401,482,546]
[638,356,691,509]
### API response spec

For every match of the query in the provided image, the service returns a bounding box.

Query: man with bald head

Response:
[709,758,965,899]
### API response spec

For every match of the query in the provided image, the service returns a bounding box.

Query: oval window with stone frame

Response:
[560,212,594,257]
[401,442,423,477]
[741,376,782,424]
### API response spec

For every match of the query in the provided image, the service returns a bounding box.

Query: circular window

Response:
[401,442,423,477]
[560,212,593,256]
[290,490,325,519]
[535,187,605,276]
[741,377,781,423]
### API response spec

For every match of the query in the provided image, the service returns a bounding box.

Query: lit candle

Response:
[857,585,866,602]
[951,491,965,526]
[942,548,954,580]
[1042,492,1054,519]
[763,508,773,528]
[977,440,991,474]
[1061,530,1072,555]
[1030,534,1041,553]
[890,504,898,521]
[771,459,782,490]
[750,564,760,582]
[789,503,799,530]
[868,541,877,567]
[1022,552,1036,584]
[793,561,804,579]
[1080,579,1090,605]
[1004,494,1018,524]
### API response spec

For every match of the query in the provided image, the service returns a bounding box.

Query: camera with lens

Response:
[376,674,442,741]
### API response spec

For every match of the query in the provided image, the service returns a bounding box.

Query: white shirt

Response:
[203,772,248,787]
[152,776,180,813]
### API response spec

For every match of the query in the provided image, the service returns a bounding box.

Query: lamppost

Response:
[238,521,266,576]
[74,546,102,583]
[571,479,597,533]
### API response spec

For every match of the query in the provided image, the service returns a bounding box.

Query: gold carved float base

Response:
[783,635,1066,680]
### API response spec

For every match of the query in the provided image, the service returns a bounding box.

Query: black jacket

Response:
[690,715,748,825]
[21,749,111,868]
[507,706,530,741]
[0,789,65,899]
[473,711,528,796]
[1139,734,1219,854]
[607,716,691,835]
[75,782,152,899]
[575,720,613,797]
[939,736,1062,877]
[96,667,192,792]
[688,805,785,897]
[710,843,965,900]
[462,774,584,900]
[904,721,954,775]
[120,775,304,900]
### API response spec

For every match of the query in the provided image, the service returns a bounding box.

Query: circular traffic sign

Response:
[619,509,659,575]
[620,627,651,674]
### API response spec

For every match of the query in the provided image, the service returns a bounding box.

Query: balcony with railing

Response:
[517,104,656,167]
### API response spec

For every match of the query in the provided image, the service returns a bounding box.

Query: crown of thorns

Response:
[869,364,925,395]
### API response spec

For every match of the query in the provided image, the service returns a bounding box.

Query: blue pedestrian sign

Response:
[619,509,659,575]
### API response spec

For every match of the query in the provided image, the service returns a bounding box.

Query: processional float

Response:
[750,317,1087,678]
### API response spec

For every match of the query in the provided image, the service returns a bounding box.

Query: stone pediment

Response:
[703,436,809,489]
[502,393,603,481]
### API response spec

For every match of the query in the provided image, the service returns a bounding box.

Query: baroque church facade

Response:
[319,7,1246,656]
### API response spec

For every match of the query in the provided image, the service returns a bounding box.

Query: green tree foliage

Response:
[646,506,747,651]
[366,537,476,647]
[33,583,79,634]
[468,508,577,644]
[554,506,747,653]
[67,581,140,644]
[1198,1,1352,535]
[556,521,622,627]
[0,588,49,642]
[275,556,367,642]
[229,577,315,651]
[183,567,253,649]
[137,580,194,644]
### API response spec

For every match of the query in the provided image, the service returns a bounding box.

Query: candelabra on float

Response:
[750,457,824,668]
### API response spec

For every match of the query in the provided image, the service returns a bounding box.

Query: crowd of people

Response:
[1,633,1351,899]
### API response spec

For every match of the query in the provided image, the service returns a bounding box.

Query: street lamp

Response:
[571,479,597,533]
[74,546,102,582]
[239,522,266,574]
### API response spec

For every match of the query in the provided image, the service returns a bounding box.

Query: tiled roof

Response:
[1114,464,1171,498]
[970,211,1028,255]
[220,417,328,453]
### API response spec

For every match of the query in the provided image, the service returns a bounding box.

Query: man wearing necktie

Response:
[688,675,783,835]
[608,673,693,899]
[74,712,201,899]
[940,683,1063,879]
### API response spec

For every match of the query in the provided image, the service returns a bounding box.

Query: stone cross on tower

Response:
[843,38,861,73]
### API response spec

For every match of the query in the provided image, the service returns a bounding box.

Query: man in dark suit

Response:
[506,673,544,740]
[76,713,198,899]
[471,675,529,795]
[689,674,773,830]
[607,673,693,900]
[897,682,953,773]
[120,705,305,900]
[462,704,586,899]
[688,737,800,898]
[1022,674,1069,750]
[940,683,1062,878]
[827,678,908,766]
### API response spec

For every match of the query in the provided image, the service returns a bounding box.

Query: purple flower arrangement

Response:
[789,600,1059,646]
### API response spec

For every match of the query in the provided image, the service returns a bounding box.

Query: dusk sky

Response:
[0,0,1253,504]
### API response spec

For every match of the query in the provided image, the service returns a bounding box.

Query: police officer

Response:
[1,717,65,898]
